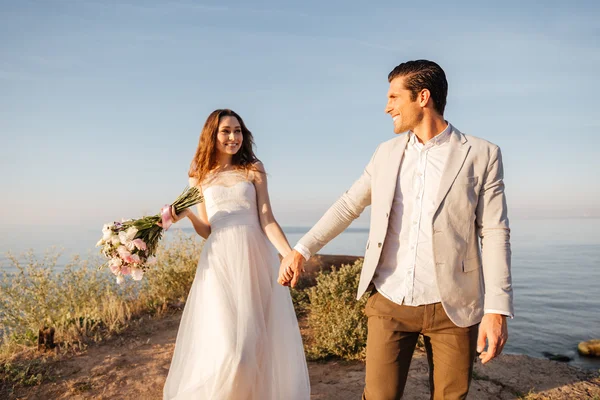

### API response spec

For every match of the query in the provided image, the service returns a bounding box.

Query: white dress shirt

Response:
[372,124,452,306]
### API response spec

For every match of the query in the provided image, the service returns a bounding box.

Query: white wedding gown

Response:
[163,172,310,400]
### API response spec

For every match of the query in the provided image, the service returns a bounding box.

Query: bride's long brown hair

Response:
[188,109,260,184]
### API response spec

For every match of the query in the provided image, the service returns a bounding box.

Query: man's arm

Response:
[278,144,381,287]
[475,145,513,364]
[476,145,513,315]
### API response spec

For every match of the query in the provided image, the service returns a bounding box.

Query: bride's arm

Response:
[187,177,211,239]
[171,178,211,239]
[185,204,211,240]
[252,162,293,258]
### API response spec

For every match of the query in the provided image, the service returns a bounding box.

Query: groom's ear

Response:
[418,88,431,108]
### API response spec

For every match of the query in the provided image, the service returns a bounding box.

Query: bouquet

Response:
[96,186,203,283]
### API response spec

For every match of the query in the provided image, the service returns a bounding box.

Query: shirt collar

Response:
[409,122,452,148]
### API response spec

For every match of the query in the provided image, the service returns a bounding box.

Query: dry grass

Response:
[0,232,202,361]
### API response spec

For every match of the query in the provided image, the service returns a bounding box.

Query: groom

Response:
[279,60,513,399]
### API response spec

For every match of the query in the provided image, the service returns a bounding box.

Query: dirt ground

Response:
[3,311,599,400]
[3,255,599,399]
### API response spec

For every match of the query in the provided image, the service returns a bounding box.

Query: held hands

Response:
[477,313,508,364]
[277,250,305,287]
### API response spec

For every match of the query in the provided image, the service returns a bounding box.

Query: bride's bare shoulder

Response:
[249,161,266,182]
[188,176,203,192]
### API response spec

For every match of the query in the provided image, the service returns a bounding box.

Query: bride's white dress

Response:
[163,172,310,400]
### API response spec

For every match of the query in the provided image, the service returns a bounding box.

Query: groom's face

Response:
[385,76,423,134]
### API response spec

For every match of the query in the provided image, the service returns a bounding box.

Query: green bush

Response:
[305,260,369,361]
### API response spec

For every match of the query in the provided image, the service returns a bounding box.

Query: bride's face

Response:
[215,116,243,156]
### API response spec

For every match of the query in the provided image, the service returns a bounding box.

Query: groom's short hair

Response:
[388,60,448,116]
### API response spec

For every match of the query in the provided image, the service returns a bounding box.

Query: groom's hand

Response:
[477,313,508,364]
[278,250,305,288]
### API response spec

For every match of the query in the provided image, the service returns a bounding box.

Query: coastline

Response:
[3,307,599,399]
[2,254,599,399]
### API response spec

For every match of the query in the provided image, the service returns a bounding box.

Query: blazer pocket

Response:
[457,176,478,186]
[462,258,482,272]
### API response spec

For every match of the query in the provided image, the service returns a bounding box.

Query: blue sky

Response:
[1,0,599,231]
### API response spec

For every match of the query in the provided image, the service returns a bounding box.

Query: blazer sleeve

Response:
[476,145,514,316]
[297,144,381,256]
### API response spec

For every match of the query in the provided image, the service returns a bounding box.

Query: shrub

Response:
[0,231,203,357]
[305,260,369,361]
[290,286,310,318]
[140,233,202,312]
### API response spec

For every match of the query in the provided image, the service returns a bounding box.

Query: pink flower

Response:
[117,246,129,257]
[130,254,141,264]
[132,239,147,251]
[108,258,122,274]
[121,265,131,276]
[131,268,144,281]
[117,246,133,263]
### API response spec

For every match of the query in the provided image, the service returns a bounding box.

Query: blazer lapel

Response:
[381,134,409,211]
[433,129,471,213]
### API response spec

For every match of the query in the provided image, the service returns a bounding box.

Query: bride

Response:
[162,109,310,399]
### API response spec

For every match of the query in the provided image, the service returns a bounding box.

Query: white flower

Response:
[118,231,128,245]
[131,268,144,281]
[109,257,122,268]
[96,239,104,247]
[116,274,125,284]
[119,228,137,246]
[125,227,138,240]
[102,224,113,240]
[111,235,121,246]
[125,240,136,251]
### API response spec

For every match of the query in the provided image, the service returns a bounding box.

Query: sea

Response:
[1,218,599,370]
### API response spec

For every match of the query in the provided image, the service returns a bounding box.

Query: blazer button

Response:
[378,242,382,248]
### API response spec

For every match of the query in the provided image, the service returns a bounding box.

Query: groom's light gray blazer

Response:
[298,126,513,327]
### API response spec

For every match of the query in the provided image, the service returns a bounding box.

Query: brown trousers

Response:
[362,292,479,400]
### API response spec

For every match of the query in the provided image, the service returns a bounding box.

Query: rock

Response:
[38,326,56,351]
[541,351,572,362]
[578,339,600,357]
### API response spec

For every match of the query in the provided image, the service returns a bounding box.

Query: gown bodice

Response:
[202,171,260,231]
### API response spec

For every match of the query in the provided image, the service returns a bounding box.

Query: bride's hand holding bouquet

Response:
[96,187,203,283]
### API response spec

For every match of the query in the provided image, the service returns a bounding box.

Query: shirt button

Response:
[413,220,418,225]
[385,212,389,218]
